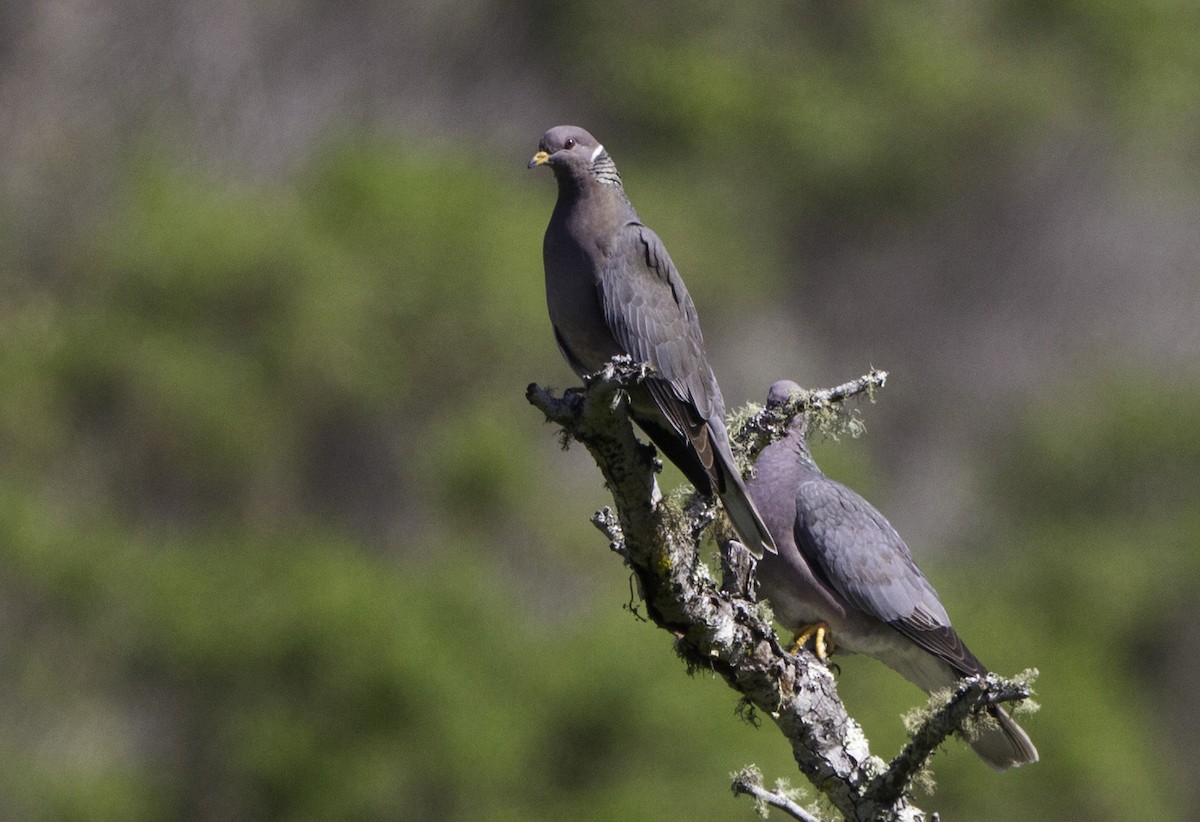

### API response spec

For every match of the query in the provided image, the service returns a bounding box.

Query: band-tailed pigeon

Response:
[749,380,1037,770]
[529,125,775,557]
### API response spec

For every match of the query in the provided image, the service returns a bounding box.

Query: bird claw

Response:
[790,622,835,661]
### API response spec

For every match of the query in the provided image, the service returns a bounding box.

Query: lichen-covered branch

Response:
[527,358,999,821]
[731,368,888,464]
[731,765,824,822]
[867,672,1037,811]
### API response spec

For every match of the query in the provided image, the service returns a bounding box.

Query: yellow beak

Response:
[528,151,550,169]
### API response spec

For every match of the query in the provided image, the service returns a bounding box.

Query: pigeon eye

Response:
[563,138,577,150]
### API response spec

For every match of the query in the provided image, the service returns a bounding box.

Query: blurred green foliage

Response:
[0,143,802,820]
[0,492,805,820]
[2,1,1199,819]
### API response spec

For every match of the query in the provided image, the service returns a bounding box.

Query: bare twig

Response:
[809,368,889,407]
[732,765,825,822]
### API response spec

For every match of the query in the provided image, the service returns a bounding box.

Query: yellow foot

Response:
[790,623,835,661]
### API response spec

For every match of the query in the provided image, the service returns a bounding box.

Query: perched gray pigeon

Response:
[529,125,775,557]
[749,380,1037,770]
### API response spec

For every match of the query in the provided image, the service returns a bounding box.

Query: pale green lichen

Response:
[727,370,883,471]
[902,687,953,735]
[1009,668,1041,717]
[911,765,938,796]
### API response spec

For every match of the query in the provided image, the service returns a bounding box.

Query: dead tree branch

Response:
[731,765,824,822]
[866,673,1035,811]
[527,357,1024,820]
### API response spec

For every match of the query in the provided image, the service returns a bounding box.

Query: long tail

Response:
[969,704,1039,771]
[628,394,776,556]
[876,644,1038,771]
[716,456,777,557]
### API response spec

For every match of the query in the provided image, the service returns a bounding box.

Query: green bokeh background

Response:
[2,2,1198,819]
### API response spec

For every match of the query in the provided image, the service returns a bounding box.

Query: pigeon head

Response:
[528,125,601,168]
[766,380,814,459]
[767,380,804,409]
[529,125,622,189]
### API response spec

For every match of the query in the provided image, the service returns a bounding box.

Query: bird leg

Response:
[790,622,835,661]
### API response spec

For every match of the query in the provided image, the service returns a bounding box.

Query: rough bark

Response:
[527,357,1030,821]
